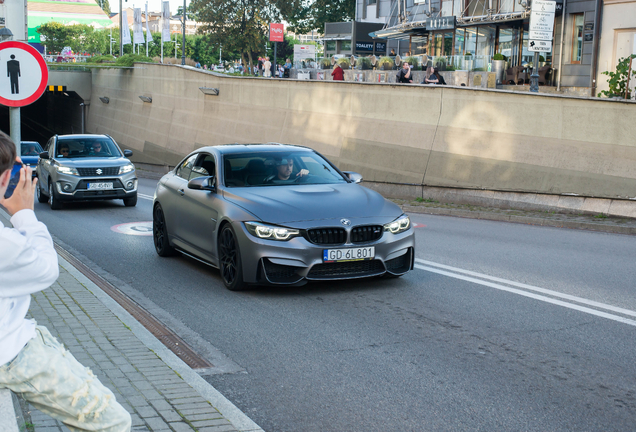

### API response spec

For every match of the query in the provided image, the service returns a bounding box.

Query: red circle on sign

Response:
[0,41,49,108]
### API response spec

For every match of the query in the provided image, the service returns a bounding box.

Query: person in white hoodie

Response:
[0,131,131,431]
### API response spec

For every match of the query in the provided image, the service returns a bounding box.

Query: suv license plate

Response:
[323,247,375,263]
[87,182,113,190]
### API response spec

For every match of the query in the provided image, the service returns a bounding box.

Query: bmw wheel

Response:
[218,224,246,291]
[49,182,62,210]
[153,204,176,256]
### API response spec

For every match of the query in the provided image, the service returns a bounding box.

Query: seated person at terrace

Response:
[264,158,309,183]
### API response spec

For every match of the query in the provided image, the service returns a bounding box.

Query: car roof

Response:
[202,143,314,155]
[57,134,111,140]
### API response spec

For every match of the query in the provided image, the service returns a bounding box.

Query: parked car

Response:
[35,134,137,210]
[20,141,43,178]
[152,144,415,291]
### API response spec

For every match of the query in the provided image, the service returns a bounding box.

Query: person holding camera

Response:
[0,131,131,431]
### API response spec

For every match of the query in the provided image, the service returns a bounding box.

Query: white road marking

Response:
[138,193,153,201]
[414,259,636,327]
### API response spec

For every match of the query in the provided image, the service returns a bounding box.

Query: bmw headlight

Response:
[245,222,299,241]
[119,163,135,174]
[55,165,79,176]
[384,215,411,234]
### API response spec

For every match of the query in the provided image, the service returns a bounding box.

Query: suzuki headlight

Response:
[245,222,299,241]
[55,165,79,176]
[119,163,135,174]
[384,215,410,234]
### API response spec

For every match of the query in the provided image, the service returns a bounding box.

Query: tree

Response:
[94,0,111,15]
[189,0,281,67]
[282,0,354,35]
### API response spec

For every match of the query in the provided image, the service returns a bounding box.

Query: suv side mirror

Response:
[188,176,216,192]
[343,171,363,183]
[39,151,49,160]
[124,150,133,157]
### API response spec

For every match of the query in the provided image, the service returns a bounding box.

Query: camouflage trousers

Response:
[0,326,131,432]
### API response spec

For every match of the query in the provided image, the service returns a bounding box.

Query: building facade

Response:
[323,21,387,57]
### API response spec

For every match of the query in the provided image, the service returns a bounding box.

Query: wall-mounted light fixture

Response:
[139,95,152,103]
[199,87,220,96]
[99,97,109,104]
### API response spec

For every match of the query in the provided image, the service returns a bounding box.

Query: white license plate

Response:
[323,247,375,263]
[87,182,113,190]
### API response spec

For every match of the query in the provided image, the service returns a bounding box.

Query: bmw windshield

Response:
[55,138,122,159]
[223,151,348,187]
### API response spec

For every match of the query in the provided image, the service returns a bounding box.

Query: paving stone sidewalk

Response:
[20,263,240,432]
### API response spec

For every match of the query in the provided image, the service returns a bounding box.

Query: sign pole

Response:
[530,51,540,92]
[274,42,277,75]
[10,107,20,157]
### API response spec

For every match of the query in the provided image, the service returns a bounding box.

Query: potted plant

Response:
[320,58,332,69]
[357,57,372,70]
[538,55,546,67]
[492,53,506,84]
[337,57,350,69]
[598,54,636,98]
[379,56,393,70]
[405,56,419,68]
[435,57,447,71]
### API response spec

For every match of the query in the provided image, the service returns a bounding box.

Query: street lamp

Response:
[181,0,186,65]
[0,27,14,42]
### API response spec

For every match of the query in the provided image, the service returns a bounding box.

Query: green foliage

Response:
[336,57,350,69]
[87,55,116,63]
[115,54,155,67]
[597,54,636,98]
[379,56,393,66]
[538,55,545,62]
[405,56,419,67]
[357,56,372,69]
[320,57,332,68]
[492,53,505,61]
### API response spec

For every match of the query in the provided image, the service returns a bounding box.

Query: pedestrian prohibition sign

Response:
[0,41,49,108]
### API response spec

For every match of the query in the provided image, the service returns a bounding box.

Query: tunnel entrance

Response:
[0,90,85,146]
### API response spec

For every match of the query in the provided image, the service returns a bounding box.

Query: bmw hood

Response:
[223,183,402,224]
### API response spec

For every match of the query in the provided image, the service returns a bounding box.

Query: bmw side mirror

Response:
[343,171,363,183]
[124,150,133,157]
[39,151,49,160]
[188,176,216,192]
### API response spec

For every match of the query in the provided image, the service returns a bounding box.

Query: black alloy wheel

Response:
[36,180,48,203]
[48,182,62,210]
[218,224,246,291]
[153,204,176,256]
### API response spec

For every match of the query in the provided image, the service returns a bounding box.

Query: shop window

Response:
[464,27,477,56]
[367,0,377,3]
[326,41,336,51]
[341,40,352,51]
[497,27,520,66]
[412,36,428,55]
[571,14,584,64]
[454,29,465,56]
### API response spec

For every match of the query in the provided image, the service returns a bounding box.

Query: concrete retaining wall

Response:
[87,64,636,210]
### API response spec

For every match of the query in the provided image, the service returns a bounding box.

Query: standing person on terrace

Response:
[397,62,413,83]
[331,62,344,81]
[263,57,272,78]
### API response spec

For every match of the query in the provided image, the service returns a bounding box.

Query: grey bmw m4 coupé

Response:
[152,144,415,290]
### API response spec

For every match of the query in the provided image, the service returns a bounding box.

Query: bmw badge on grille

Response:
[340,218,351,226]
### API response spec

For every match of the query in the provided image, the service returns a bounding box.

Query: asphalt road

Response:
[34,177,636,432]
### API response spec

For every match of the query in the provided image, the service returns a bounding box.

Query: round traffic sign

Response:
[0,41,49,108]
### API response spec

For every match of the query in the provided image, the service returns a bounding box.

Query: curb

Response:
[402,205,636,235]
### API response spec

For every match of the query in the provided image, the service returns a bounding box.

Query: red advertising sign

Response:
[269,23,285,42]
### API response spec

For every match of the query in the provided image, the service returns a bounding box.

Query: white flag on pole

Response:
[162,1,171,42]
[133,8,144,44]
[121,10,132,44]
[145,3,153,43]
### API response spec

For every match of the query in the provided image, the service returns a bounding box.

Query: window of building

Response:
[571,13,584,64]
[326,41,336,51]
[441,0,453,16]
[367,0,377,4]
[454,29,465,56]
[341,40,352,51]
[454,0,463,16]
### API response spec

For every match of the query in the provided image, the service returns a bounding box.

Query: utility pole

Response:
[181,0,186,65]
[119,0,123,56]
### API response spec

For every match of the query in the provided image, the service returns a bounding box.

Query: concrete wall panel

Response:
[87,64,636,201]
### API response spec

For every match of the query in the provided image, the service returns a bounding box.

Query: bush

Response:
[379,56,393,66]
[405,56,419,67]
[336,57,350,69]
[320,58,332,68]
[87,55,116,64]
[358,57,372,69]
[116,54,155,67]
[539,55,545,62]
[492,53,505,61]
[598,54,636,98]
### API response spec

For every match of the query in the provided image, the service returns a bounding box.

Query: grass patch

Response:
[594,213,608,219]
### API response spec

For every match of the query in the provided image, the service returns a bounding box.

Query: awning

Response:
[323,35,352,41]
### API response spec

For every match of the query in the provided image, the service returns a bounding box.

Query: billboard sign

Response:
[269,23,284,42]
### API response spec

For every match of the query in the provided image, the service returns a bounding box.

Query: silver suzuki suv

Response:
[36,134,137,210]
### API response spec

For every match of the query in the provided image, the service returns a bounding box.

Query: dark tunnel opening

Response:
[0,90,85,146]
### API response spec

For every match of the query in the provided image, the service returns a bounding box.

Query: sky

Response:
[110,0,189,15]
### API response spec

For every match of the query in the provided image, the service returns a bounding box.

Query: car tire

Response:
[36,181,48,203]
[218,224,246,291]
[123,194,137,207]
[153,204,177,257]
[49,182,62,210]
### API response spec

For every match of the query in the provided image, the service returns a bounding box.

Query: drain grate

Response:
[55,244,213,370]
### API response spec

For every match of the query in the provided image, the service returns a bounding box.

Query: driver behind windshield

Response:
[90,141,109,156]
[265,157,308,183]
[23,144,39,156]
[57,143,70,158]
